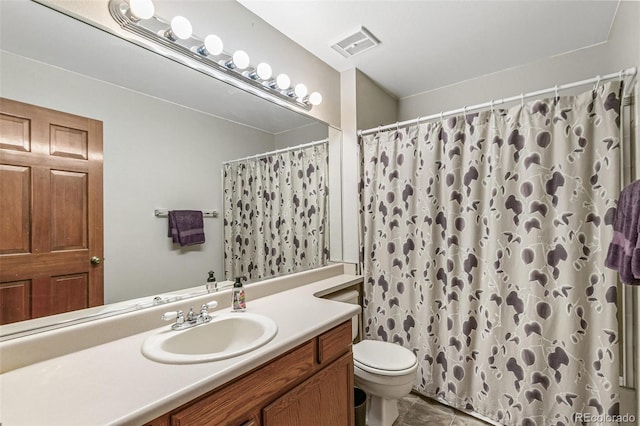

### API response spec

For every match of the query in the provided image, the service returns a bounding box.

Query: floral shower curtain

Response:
[223,143,329,281]
[359,82,623,425]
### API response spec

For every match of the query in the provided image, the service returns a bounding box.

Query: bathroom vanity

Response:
[0,264,362,425]
[146,321,353,426]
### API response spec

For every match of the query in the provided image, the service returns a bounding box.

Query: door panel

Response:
[0,112,30,152]
[50,170,87,251]
[32,274,88,318]
[49,124,88,160]
[0,98,103,324]
[0,164,31,254]
[0,280,31,324]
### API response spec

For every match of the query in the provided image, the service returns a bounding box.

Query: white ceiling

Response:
[239,0,620,99]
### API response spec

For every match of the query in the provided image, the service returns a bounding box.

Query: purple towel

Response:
[168,210,205,247]
[605,180,640,284]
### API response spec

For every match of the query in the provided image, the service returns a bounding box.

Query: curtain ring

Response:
[490,99,495,114]
[593,75,601,91]
[440,111,444,122]
[520,93,524,108]
[619,69,624,81]
[396,121,400,131]
[463,106,467,117]
[554,85,559,99]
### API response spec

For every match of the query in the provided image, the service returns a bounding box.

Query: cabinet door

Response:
[262,351,354,426]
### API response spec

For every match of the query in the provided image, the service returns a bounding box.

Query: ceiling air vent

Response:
[331,26,380,58]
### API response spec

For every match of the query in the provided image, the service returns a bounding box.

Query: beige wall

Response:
[399,1,639,120]
[356,70,399,130]
[273,122,329,150]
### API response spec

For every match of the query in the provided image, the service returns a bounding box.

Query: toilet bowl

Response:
[323,289,418,426]
[353,339,418,426]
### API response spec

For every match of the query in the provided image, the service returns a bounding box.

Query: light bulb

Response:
[129,0,154,20]
[256,63,272,80]
[202,34,223,56]
[294,83,308,98]
[232,50,250,70]
[276,74,290,90]
[169,16,192,40]
[309,92,323,106]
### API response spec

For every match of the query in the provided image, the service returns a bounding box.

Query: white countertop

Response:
[0,272,362,425]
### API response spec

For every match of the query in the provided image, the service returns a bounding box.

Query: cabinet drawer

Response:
[317,320,352,365]
[171,341,315,426]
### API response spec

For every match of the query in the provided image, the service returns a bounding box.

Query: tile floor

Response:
[393,392,491,426]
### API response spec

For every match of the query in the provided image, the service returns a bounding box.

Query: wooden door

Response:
[262,352,354,426]
[0,98,103,325]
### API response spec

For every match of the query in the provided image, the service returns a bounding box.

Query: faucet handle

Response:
[162,310,185,324]
[161,311,178,321]
[199,300,218,317]
[202,301,218,310]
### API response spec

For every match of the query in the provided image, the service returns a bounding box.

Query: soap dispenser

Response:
[206,271,217,293]
[231,277,246,311]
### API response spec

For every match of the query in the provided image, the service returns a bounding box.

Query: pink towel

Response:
[168,210,205,246]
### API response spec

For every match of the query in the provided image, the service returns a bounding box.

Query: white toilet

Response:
[326,289,418,426]
[353,339,418,426]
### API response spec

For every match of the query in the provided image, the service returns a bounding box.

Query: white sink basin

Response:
[142,313,278,364]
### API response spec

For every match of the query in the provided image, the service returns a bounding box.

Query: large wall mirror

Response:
[0,0,342,337]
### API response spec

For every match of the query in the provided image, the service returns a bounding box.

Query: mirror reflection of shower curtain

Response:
[223,143,329,281]
[359,81,623,425]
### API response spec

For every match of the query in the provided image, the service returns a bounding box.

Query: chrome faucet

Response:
[161,301,218,330]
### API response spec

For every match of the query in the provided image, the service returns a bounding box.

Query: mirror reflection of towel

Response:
[168,210,205,246]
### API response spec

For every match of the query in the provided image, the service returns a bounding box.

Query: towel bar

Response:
[154,209,218,218]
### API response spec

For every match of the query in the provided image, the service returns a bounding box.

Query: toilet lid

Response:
[353,340,417,371]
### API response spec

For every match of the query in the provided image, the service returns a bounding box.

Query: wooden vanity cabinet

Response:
[262,351,353,425]
[145,320,354,426]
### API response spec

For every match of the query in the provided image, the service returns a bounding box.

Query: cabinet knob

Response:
[240,420,256,426]
[90,256,102,265]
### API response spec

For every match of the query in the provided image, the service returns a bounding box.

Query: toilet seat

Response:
[353,340,417,376]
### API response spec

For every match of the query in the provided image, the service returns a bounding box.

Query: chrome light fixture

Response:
[109,0,322,110]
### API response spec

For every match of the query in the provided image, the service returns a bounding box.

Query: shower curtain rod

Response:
[222,138,329,165]
[358,67,637,137]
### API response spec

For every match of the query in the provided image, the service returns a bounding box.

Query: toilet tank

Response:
[324,289,360,341]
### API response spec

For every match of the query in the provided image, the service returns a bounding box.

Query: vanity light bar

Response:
[109,0,322,111]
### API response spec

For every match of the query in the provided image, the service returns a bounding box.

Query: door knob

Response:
[90,256,102,265]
